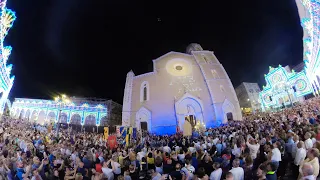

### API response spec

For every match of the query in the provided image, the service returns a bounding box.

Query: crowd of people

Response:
[0,97,319,180]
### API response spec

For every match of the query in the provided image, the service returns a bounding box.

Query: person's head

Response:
[21,152,26,159]
[307,148,319,159]
[293,135,299,142]
[175,163,181,170]
[204,154,210,162]
[148,152,153,158]
[256,164,267,178]
[196,167,206,178]
[266,162,277,172]
[297,141,304,149]
[33,156,40,165]
[185,158,191,165]
[117,175,124,180]
[129,164,135,173]
[245,156,253,166]
[53,169,59,177]
[226,172,234,180]
[32,169,39,176]
[301,163,314,177]
[232,158,240,168]
[212,162,220,170]
[16,161,24,168]
[305,132,311,139]
[273,141,280,149]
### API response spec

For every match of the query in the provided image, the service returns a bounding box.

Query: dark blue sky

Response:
[5,0,303,103]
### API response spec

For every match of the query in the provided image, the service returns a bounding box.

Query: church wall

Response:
[124,46,242,134]
[131,73,177,135]
[131,53,221,134]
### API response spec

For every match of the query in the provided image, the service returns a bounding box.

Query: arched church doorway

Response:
[136,107,151,132]
[226,112,233,121]
[175,94,204,133]
[140,122,148,131]
[222,99,235,123]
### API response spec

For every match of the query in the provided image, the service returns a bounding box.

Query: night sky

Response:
[5,0,303,103]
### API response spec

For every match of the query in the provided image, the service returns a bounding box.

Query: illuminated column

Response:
[81,111,85,125]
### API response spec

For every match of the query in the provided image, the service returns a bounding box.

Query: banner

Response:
[116,126,120,137]
[119,126,137,138]
[108,135,117,149]
[104,127,109,140]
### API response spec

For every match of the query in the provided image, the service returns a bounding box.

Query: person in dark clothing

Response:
[256,164,267,180]
[128,164,138,180]
[200,153,213,175]
[163,158,173,174]
[266,162,277,180]
[170,163,184,180]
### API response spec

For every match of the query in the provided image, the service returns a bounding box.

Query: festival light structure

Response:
[0,0,16,114]
[296,0,320,95]
[259,65,313,111]
[10,98,108,126]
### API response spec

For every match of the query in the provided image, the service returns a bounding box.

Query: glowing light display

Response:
[296,0,320,94]
[259,65,313,110]
[0,0,16,114]
[11,98,108,126]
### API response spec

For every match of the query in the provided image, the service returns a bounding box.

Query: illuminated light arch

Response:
[259,65,313,110]
[296,0,320,93]
[59,112,68,124]
[19,109,25,119]
[37,110,46,125]
[70,113,81,125]
[47,111,56,122]
[95,104,104,109]
[14,108,19,118]
[81,103,89,108]
[25,109,31,119]
[11,98,109,126]
[84,114,96,126]
[98,113,107,126]
[30,110,38,121]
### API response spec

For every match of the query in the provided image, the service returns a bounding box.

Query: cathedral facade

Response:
[122,44,242,135]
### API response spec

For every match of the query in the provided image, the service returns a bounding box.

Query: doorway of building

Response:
[226,112,233,121]
[140,122,148,131]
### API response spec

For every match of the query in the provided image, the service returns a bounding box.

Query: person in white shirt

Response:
[301,163,316,180]
[181,159,195,180]
[292,135,299,159]
[294,141,307,166]
[163,144,171,154]
[188,143,196,154]
[210,162,222,180]
[229,158,244,180]
[270,141,282,169]
[304,132,313,150]
[246,136,260,160]
[111,156,121,176]
[102,160,114,180]
[293,141,307,179]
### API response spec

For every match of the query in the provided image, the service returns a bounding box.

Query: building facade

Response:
[259,65,313,111]
[11,97,122,126]
[235,82,261,114]
[295,0,320,95]
[0,0,16,114]
[122,43,242,135]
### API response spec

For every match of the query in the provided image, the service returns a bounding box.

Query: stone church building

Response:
[122,43,242,134]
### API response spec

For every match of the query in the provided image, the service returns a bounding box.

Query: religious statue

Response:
[183,106,197,136]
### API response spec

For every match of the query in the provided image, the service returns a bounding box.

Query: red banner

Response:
[108,135,117,149]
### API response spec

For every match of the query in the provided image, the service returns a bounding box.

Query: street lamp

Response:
[54,94,72,137]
